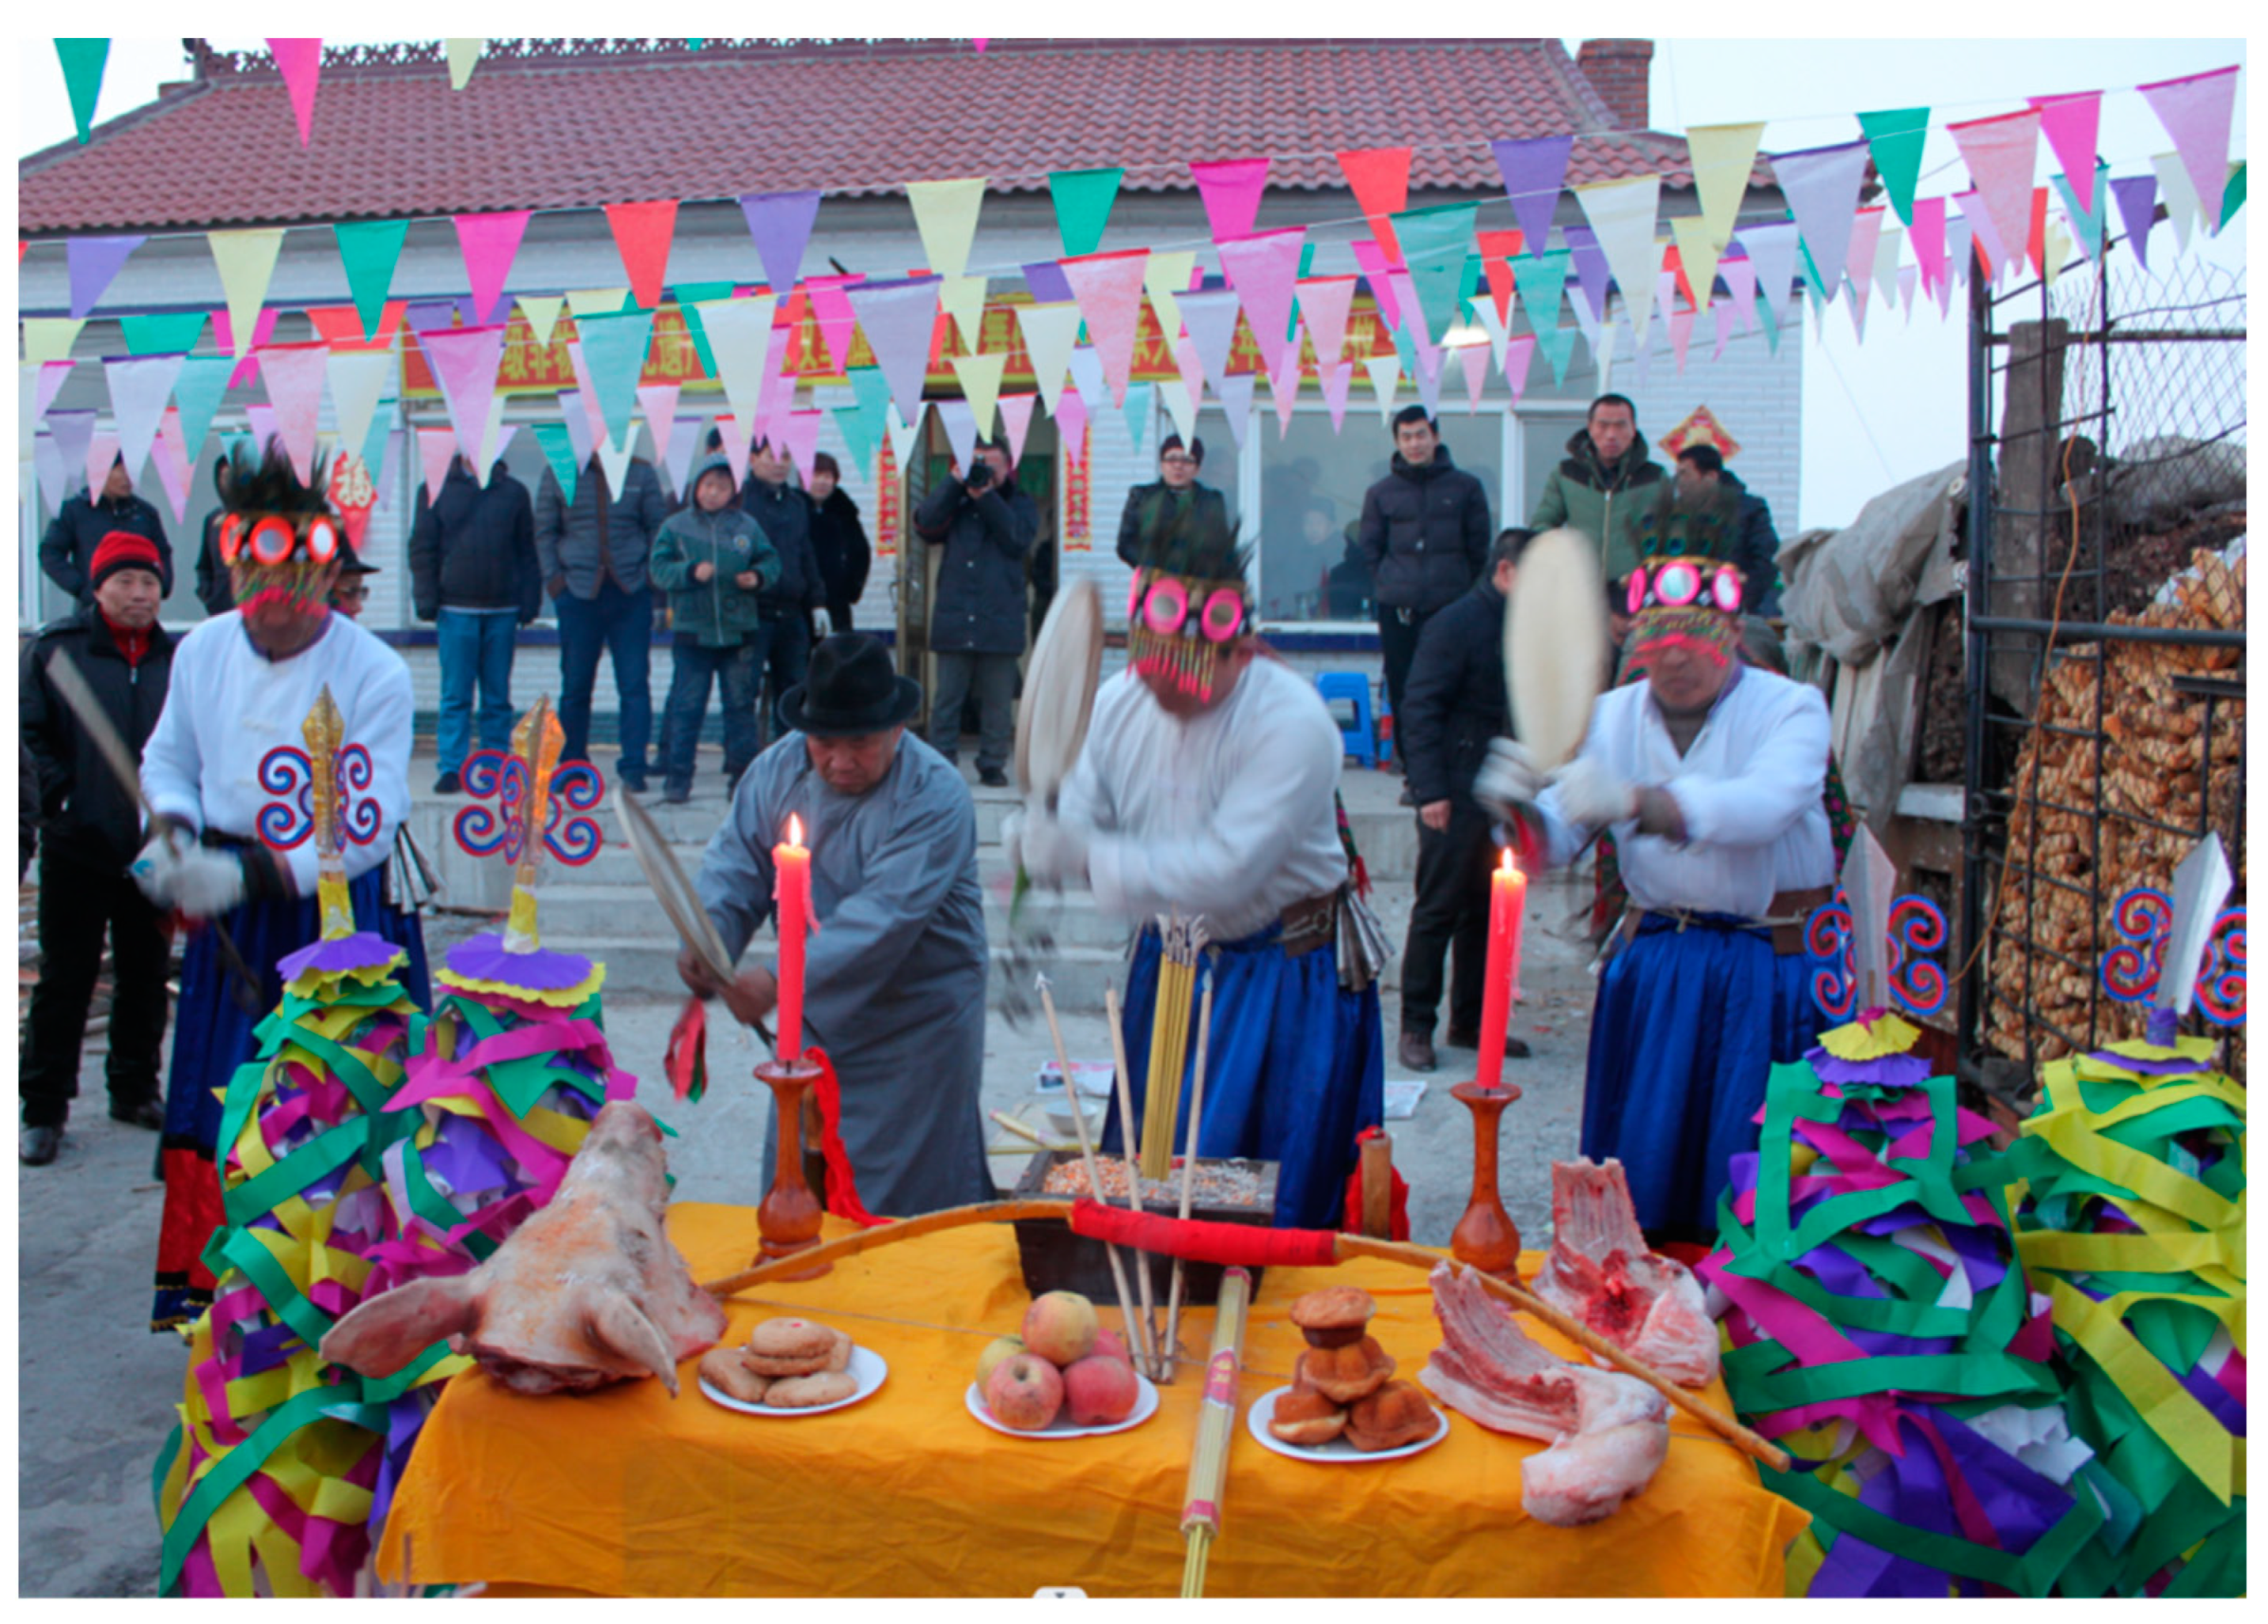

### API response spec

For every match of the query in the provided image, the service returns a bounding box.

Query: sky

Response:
[15,28,2249,529]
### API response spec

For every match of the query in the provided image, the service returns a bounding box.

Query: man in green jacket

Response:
[651,455,782,803]
[1525,394,1666,590]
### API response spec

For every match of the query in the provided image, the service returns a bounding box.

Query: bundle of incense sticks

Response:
[1139,917,1207,1182]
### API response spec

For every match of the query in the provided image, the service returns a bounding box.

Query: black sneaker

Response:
[20,1125,61,1166]
[662,785,693,806]
[435,770,463,795]
[620,769,649,794]
[109,1097,165,1130]
[979,767,1009,788]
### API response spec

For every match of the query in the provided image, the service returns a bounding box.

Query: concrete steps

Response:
[412,749,1415,1007]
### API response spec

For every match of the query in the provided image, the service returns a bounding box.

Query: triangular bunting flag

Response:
[422,324,508,461]
[67,235,145,319]
[1953,189,2011,283]
[2151,152,2202,248]
[326,351,394,470]
[1946,109,2043,280]
[32,359,75,426]
[531,421,580,505]
[998,393,1038,468]
[1190,157,1270,244]
[477,388,516,477]
[445,38,483,90]
[151,407,192,524]
[208,228,286,365]
[1059,249,1151,408]
[951,352,1008,438]
[1669,217,1721,314]
[906,178,988,281]
[574,308,657,451]
[2138,65,2240,236]
[1873,225,1902,310]
[1389,204,1480,346]
[1457,345,1489,411]
[1215,372,1257,448]
[103,352,187,479]
[118,312,207,356]
[1049,168,1123,259]
[1719,254,1757,334]
[170,356,234,460]
[1910,197,1949,298]
[1173,325,1208,406]
[1122,381,1156,459]
[565,287,628,319]
[1175,289,1245,398]
[333,219,409,341]
[2051,163,2111,259]
[1350,239,1403,329]
[1575,176,1665,340]
[515,294,567,349]
[1502,334,1537,404]
[1066,346,1107,420]
[49,410,98,499]
[2028,91,2103,217]
[1685,122,1764,247]
[418,425,459,500]
[696,294,780,428]
[1143,251,1199,357]
[23,318,86,365]
[1733,220,1802,324]
[935,399,979,474]
[1337,146,1413,259]
[1772,139,1872,305]
[1012,303,1081,413]
[55,40,107,145]
[802,273,865,372]
[739,190,821,294]
[1216,228,1305,355]
[878,401,918,477]
[2110,174,2159,271]
[831,402,877,477]
[452,210,532,326]
[637,381,682,460]
[781,410,824,485]
[845,278,943,430]
[1561,226,1611,323]
[1156,378,1197,448]
[604,201,678,311]
[1296,276,1359,368]
[940,274,989,351]
[1855,109,1930,226]
[1490,135,1573,255]
[1844,208,1886,319]
[1053,388,1088,465]
[2221,160,2245,229]
[1513,249,1576,386]
[266,38,322,147]
[1361,354,1403,424]
[84,431,120,500]
[1321,357,1355,431]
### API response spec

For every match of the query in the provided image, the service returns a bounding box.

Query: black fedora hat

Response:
[778,634,921,737]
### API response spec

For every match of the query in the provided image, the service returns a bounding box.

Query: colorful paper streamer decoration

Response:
[1701,1014,2096,1597]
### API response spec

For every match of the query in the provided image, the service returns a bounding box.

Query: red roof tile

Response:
[19,37,1710,235]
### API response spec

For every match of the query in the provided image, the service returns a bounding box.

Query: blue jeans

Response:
[436,608,518,776]
[556,583,653,775]
[663,632,764,794]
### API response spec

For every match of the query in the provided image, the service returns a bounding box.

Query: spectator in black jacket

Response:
[1358,406,1493,800]
[1393,528,1535,1074]
[1672,443,1784,615]
[916,439,1037,786]
[40,456,171,611]
[1114,435,1227,567]
[535,453,668,787]
[805,452,873,634]
[192,455,237,618]
[19,533,178,1164]
[738,436,826,748]
[410,455,539,794]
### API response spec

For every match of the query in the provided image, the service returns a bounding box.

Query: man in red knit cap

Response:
[18,533,178,1165]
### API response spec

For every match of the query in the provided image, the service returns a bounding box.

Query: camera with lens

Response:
[965,460,994,492]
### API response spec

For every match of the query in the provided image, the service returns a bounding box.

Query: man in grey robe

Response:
[683,634,993,1216]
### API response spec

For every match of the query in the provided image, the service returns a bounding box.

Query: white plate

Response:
[963,1370,1160,1439]
[1245,1385,1449,1463]
[699,1344,888,1417]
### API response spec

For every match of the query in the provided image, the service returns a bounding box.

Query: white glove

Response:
[132,829,248,918]
[1472,739,1545,822]
[1549,756,1639,828]
[1019,809,1092,892]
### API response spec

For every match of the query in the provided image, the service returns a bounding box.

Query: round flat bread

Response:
[1016,579,1104,803]
[1506,527,1609,770]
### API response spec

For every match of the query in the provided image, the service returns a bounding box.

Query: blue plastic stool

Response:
[1315,672,1378,768]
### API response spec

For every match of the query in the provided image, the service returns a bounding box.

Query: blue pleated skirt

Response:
[1771,947,1831,1066]
[1581,911,1776,1240]
[153,870,430,1327]
[1104,921,1383,1232]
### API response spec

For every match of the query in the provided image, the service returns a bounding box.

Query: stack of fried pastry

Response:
[698,1316,859,1409]
[1269,1287,1438,1453]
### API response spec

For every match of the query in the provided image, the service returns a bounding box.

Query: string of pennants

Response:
[26,42,2245,530]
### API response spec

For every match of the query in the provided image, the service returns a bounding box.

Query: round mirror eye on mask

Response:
[1626,572,1647,616]
[1142,576,1190,637]
[1711,566,1744,613]
[218,514,245,567]
[1198,588,1247,643]
[1655,561,1701,608]
[248,515,297,568]
[304,515,340,566]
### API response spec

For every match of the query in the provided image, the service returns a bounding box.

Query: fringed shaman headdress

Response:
[1620,479,1745,678]
[1125,495,1252,704]
[216,438,342,619]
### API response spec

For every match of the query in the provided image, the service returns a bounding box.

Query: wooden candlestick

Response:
[754,1056,829,1279]
[1449,1082,1522,1281]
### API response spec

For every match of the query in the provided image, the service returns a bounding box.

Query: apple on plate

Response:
[1022,1290,1099,1366]
[1061,1354,1142,1426]
[984,1353,1065,1431]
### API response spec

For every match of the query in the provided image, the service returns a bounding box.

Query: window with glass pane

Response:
[1254,408,1504,626]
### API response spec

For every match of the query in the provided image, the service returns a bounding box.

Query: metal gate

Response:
[1957,241,2246,1092]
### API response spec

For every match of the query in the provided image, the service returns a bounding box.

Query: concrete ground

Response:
[15,765,1597,1597]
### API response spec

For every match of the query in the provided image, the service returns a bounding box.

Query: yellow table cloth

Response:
[379,1203,1807,1597]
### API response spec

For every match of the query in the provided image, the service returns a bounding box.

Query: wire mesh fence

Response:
[1957,244,2246,1087]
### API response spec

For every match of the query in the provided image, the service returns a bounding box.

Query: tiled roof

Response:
[20,37,1710,235]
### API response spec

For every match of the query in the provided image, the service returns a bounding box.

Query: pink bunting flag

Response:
[1321,358,1355,431]
[1189,157,1270,245]
[781,410,824,485]
[1710,300,1732,362]
[1910,196,1949,298]
[214,307,280,388]
[710,413,749,489]
[752,326,798,433]
[101,352,186,479]
[1295,276,1359,369]
[997,394,1037,467]
[1053,386,1089,465]
[451,210,532,326]
[1058,248,1152,408]
[1844,208,1886,320]
[1502,334,1537,405]
[1945,109,2042,284]
[1668,306,1695,375]
[1348,239,1403,328]
[2027,91,2103,216]
[1457,345,1490,411]
[254,342,329,484]
[1174,325,1209,406]
[1719,255,1757,334]
[417,426,459,500]
[151,407,192,523]
[266,39,322,147]
[604,200,679,311]
[1263,361,1297,439]
[244,406,279,459]
[35,359,75,424]
[1215,228,1305,369]
[423,324,509,461]
[1953,189,2010,282]
[2138,65,2240,236]
[637,382,681,458]
[803,272,866,372]
[844,279,943,431]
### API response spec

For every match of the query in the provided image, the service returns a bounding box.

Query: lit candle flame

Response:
[1500,847,1518,876]
[786,813,804,848]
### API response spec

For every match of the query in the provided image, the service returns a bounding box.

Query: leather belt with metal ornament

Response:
[1622,885,1834,957]
[1280,890,1339,956]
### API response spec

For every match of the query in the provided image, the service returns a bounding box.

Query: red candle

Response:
[1474,848,1527,1093]
[773,814,812,1062]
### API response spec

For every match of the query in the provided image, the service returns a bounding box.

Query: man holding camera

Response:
[914,439,1037,787]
